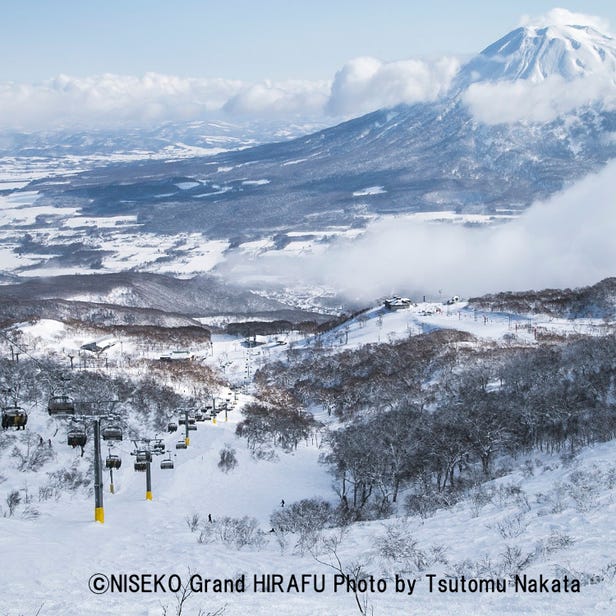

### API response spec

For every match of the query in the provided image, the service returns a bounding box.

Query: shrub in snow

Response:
[271,497,334,534]
[494,512,528,539]
[468,484,493,517]
[405,488,459,519]
[271,497,334,554]
[448,553,500,578]
[217,444,238,473]
[198,516,266,550]
[12,433,54,472]
[499,545,533,576]
[47,461,90,493]
[5,490,21,517]
[185,513,201,532]
[534,530,574,558]
[376,521,428,573]
[566,469,601,512]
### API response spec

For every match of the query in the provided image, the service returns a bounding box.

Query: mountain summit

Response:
[457,20,616,87]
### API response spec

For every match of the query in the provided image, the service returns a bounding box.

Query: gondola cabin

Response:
[48,395,75,416]
[105,455,122,469]
[1,406,28,430]
[67,429,87,447]
[102,426,123,441]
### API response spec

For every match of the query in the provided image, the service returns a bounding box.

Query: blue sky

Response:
[1,1,615,82]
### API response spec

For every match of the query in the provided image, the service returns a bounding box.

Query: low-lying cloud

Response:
[224,160,616,301]
[326,56,459,116]
[0,55,459,130]
[463,73,616,124]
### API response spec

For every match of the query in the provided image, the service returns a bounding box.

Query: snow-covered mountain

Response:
[457,21,616,86]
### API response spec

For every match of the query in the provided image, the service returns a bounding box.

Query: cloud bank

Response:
[0,55,459,130]
[225,160,616,301]
[463,74,616,124]
[1,10,614,129]
[326,56,459,116]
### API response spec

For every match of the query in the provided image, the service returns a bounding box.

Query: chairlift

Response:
[194,412,204,422]
[160,458,174,470]
[187,416,196,425]
[67,428,87,448]
[187,424,197,431]
[47,395,75,416]
[102,425,123,441]
[105,454,122,469]
[135,451,152,463]
[175,441,187,449]
[134,461,148,472]
[1,406,28,430]
[167,422,178,432]
[152,442,165,454]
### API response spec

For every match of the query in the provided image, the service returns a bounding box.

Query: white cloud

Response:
[463,73,616,124]
[225,160,616,300]
[326,56,460,116]
[222,79,329,116]
[0,73,243,130]
[0,54,461,130]
[519,8,610,32]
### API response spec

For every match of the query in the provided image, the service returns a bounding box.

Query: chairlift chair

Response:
[194,412,204,422]
[187,416,196,425]
[187,424,197,431]
[67,428,87,447]
[105,454,122,469]
[47,395,75,416]
[175,441,187,449]
[160,458,174,470]
[135,451,152,463]
[152,442,165,454]
[102,425,123,441]
[1,406,28,430]
[134,461,147,472]
[167,422,178,432]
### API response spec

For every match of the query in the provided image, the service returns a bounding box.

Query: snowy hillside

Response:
[2,327,616,615]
